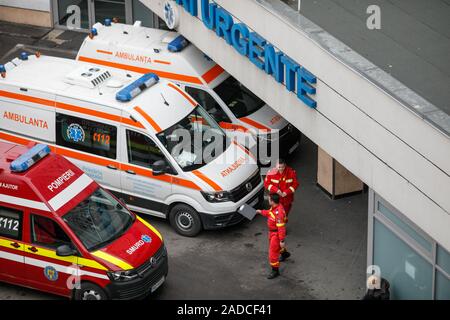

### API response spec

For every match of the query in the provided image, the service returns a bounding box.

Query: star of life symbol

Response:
[67,123,85,143]
[164,1,178,30]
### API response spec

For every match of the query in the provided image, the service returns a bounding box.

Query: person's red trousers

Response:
[269,231,281,268]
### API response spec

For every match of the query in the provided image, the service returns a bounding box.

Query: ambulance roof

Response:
[0,141,96,215]
[0,55,199,132]
[78,22,229,87]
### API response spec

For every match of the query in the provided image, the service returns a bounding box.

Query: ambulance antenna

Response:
[161,93,169,106]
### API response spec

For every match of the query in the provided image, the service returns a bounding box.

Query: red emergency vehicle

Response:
[0,142,168,300]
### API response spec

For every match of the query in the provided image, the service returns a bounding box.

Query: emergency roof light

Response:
[116,73,159,102]
[0,65,5,73]
[104,18,112,26]
[19,52,28,61]
[167,35,189,52]
[10,144,51,173]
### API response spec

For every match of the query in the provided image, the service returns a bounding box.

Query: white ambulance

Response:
[76,20,302,165]
[0,53,263,237]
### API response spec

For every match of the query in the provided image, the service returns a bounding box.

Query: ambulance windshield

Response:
[214,76,265,118]
[63,187,134,251]
[157,105,230,171]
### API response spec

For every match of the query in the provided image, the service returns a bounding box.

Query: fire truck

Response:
[0,141,167,299]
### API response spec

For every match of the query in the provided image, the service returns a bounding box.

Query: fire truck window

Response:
[31,215,71,249]
[56,113,117,159]
[185,86,231,123]
[126,130,165,168]
[0,207,22,240]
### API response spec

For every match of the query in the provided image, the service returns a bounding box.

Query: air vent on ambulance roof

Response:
[65,66,112,89]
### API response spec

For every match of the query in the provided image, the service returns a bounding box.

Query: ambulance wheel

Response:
[169,204,202,237]
[74,282,108,300]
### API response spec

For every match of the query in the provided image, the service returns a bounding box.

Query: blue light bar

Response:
[19,52,28,61]
[104,18,112,26]
[0,65,5,73]
[167,35,189,52]
[91,28,98,36]
[10,144,51,173]
[116,73,159,102]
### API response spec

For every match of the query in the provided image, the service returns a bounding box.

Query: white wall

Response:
[0,0,51,11]
[141,0,450,250]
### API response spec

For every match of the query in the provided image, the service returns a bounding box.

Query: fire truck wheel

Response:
[169,204,202,237]
[74,282,108,300]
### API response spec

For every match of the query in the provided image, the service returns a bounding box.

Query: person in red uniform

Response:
[264,158,299,218]
[256,193,290,279]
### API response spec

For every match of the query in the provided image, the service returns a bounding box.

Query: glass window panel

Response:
[437,245,450,275]
[58,0,90,30]
[373,219,433,300]
[132,0,154,27]
[377,201,432,253]
[94,0,126,25]
[436,271,450,300]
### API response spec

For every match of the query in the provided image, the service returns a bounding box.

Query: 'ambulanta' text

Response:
[115,52,152,64]
[3,111,49,129]
[221,156,245,177]
[47,170,75,192]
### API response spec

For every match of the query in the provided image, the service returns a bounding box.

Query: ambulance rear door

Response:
[53,97,122,195]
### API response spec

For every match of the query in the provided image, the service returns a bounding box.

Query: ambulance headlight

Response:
[107,270,138,282]
[201,191,232,203]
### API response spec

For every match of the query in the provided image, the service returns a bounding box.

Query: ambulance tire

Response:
[74,282,108,300]
[169,204,202,237]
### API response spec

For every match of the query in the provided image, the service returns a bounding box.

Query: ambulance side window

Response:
[30,215,72,249]
[185,87,231,123]
[56,113,117,159]
[0,207,22,240]
[126,130,165,168]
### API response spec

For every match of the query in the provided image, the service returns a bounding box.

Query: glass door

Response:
[92,0,130,25]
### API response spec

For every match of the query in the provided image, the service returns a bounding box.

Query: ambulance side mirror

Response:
[56,244,77,257]
[152,160,168,176]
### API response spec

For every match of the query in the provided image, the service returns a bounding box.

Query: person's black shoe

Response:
[267,269,280,279]
[279,251,291,262]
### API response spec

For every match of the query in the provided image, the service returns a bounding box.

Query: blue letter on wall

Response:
[175,0,198,17]
[297,67,317,108]
[215,7,234,45]
[264,44,284,83]
[201,0,216,30]
[249,32,266,70]
[280,55,299,92]
[231,23,249,56]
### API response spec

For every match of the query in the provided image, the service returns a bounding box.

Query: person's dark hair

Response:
[277,158,286,165]
[270,193,280,204]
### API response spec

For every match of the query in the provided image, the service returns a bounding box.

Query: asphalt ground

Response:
[0,21,368,300]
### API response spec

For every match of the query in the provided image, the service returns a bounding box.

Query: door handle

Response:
[107,164,117,170]
[126,170,136,175]
[28,246,38,253]
[10,242,20,249]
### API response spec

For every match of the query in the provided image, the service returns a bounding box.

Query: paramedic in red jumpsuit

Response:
[264,158,299,218]
[256,193,290,279]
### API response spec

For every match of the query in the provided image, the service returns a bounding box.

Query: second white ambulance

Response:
[76,21,302,164]
[0,53,263,236]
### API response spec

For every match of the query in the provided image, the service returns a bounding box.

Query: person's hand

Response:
[280,241,286,249]
[281,192,287,197]
[277,190,283,196]
[256,210,261,214]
